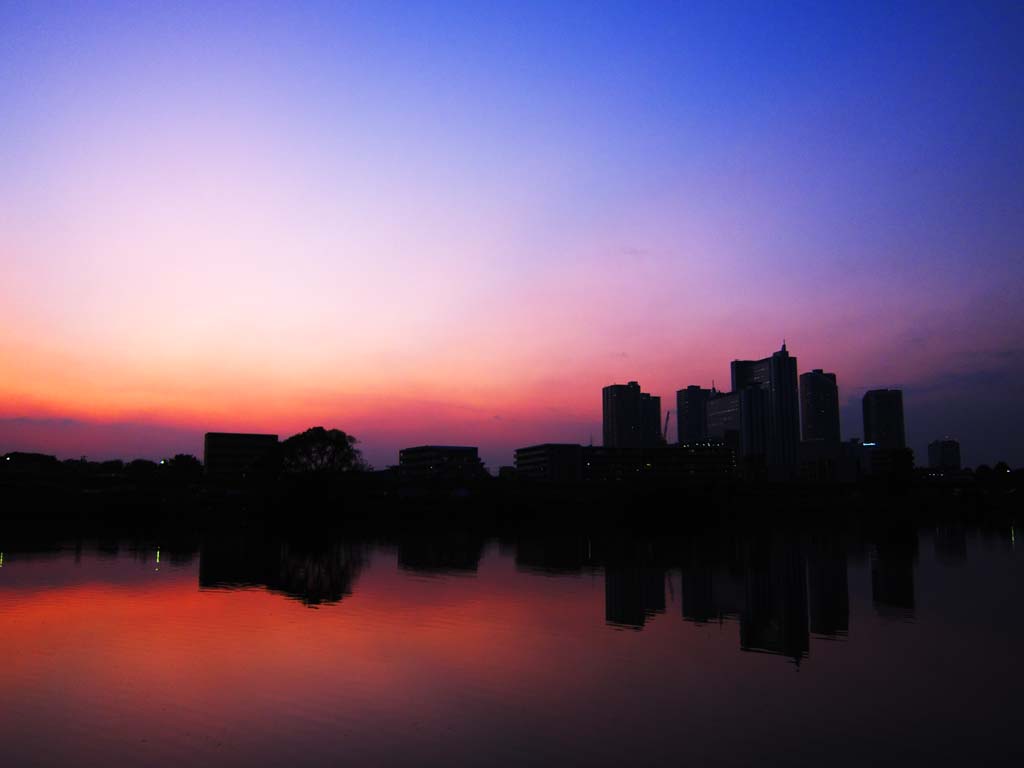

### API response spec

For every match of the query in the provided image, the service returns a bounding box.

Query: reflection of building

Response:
[676,386,711,444]
[871,529,917,618]
[740,537,809,663]
[934,525,967,565]
[203,432,279,478]
[800,369,841,444]
[515,538,594,574]
[863,389,906,450]
[605,567,666,628]
[398,446,487,482]
[807,535,849,637]
[199,535,364,606]
[397,536,484,574]
[928,439,961,471]
[681,562,744,624]
[603,381,662,449]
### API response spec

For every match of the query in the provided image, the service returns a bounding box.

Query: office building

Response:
[739,385,769,460]
[928,438,961,471]
[603,381,662,449]
[398,446,487,482]
[863,389,906,449]
[730,343,801,467]
[514,444,585,482]
[641,392,663,446]
[706,390,741,451]
[800,369,841,443]
[676,385,711,444]
[203,432,279,478]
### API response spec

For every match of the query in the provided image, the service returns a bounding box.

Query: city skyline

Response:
[0,341,980,473]
[2,2,1023,469]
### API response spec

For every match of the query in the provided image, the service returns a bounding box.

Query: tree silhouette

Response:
[281,427,369,474]
[166,453,202,483]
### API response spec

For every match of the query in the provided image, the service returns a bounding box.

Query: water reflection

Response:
[199,535,366,606]
[807,534,849,638]
[740,536,810,662]
[0,523,984,655]
[871,526,917,619]
[1,518,1021,767]
[398,534,485,575]
[605,566,666,628]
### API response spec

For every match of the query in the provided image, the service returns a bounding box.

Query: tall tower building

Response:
[603,382,662,449]
[863,389,906,450]
[730,343,800,467]
[800,369,841,443]
[706,390,741,452]
[641,393,663,447]
[928,438,961,471]
[676,386,711,444]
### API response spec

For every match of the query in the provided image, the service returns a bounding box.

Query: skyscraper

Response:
[730,343,801,467]
[928,438,961,471]
[800,369,841,443]
[863,389,906,450]
[641,392,663,447]
[739,384,769,459]
[706,390,741,452]
[676,385,711,444]
[603,381,661,449]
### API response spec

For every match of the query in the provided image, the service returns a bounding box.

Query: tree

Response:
[166,453,203,483]
[281,427,369,474]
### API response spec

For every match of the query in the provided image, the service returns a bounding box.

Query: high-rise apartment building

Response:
[800,369,841,443]
[863,389,906,450]
[676,385,711,444]
[928,438,961,471]
[603,381,662,449]
[730,343,800,467]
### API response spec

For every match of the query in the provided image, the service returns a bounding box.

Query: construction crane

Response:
[663,410,672,443]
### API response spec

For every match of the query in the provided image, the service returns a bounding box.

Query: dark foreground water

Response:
[1,521,1021,766]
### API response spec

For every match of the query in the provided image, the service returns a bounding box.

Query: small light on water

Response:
[0,552,4,567]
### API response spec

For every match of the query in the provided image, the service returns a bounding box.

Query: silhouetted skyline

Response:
[2,2,1022,470]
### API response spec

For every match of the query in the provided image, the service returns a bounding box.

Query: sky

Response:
[1,0,1023,469]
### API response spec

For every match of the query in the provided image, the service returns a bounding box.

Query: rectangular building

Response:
[731,343,800,468]
[863,389,906,450]
[203,432,279,478]
[398,445,487,482]
[800,369,841,443]
[514,444,585,482]
[676,386,711,444]
[928,439,961,471]
[603,381,662,449]
[706,390,741,452]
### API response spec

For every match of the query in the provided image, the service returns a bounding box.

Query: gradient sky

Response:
[2,1,1023,468]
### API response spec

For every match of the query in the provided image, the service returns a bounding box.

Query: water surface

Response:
[1,523,1021,766]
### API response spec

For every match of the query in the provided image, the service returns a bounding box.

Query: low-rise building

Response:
[203,433,279,478]
[398,445,488,483]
